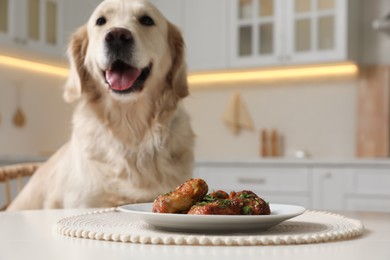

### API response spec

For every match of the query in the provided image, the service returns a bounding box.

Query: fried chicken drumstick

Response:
[152,178,208,213]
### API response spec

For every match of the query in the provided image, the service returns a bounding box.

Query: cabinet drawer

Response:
[261,194,310,208]
[194,166,309,192]
[347,169,390,195]
[346,197,390,212]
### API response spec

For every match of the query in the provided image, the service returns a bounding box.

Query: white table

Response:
[0,209,389,260]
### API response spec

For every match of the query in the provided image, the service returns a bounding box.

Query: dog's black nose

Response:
[105,28,133,46]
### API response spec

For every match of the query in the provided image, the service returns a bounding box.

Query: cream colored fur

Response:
[7,0,195,210]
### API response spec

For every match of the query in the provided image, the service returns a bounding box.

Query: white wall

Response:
[185,78,357,160]
[0,65,73,158]
[0,67,357,161]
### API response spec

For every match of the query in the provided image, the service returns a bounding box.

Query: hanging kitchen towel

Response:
[222,91,254,135]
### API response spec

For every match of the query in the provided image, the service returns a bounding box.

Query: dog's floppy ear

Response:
[63,25,89,103]
[167,22,189,98]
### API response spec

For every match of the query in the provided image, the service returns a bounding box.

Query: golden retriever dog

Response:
[7,0,194,210]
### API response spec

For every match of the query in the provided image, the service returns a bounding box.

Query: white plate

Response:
[118,203,306,233]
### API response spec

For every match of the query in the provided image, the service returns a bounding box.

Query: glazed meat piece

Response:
[230,190,271,215]
[204,190,229,201]
[187,199,241,215]
[152,178,208,213]
[188,190,270,215]
[187,190,235,215]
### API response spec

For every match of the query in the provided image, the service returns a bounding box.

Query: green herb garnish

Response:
[195,202,208,206]
[202,194,216,202]
[238,193,254,199]
[218,199,231,206]
[216,199,231,209]
[243,206,252,215]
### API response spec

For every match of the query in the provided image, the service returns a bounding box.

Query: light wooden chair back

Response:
[0,163,42,210]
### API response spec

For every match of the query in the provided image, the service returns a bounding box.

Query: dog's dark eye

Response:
[96,16,107,26]
[139,15,155,26]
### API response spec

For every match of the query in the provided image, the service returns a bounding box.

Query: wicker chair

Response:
[0,163,42,211]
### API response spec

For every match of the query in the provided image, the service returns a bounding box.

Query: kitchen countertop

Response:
[0,209,389,260]
[0,156,47,166]
[196,158,390,167]
[1,155,390,167]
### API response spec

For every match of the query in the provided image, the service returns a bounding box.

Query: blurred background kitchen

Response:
[0,0,389,212]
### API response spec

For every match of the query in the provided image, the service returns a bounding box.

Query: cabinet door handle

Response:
[237,177,266,185]
[323,172,332,178]
[14,38,27,45]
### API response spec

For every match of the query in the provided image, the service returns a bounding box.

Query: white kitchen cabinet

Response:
[229,0,283,67]
[0,0,17,45]
[149,0,228,72]
[0,0,64,59]
[229,0,358,68]
[61,0,101,48]
[149,0,359,72]
[311,167,348,210]
[194,163,311,208]
[194,160,390,212]
[0,0,10,43]
[284,0,356,64]
[345,198,390,212]
[310,165,390,212]
[345,167,390,212]
[148,0,182,29]
[183,0,228,71]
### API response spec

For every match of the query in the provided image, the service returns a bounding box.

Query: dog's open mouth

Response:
[104,60,152,94]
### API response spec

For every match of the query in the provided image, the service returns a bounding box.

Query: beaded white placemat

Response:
[55,208,364,246]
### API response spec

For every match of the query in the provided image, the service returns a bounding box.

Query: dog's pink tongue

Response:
[106,68,141,91]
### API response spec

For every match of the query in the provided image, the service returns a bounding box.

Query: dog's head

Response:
[64,0,188,103]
